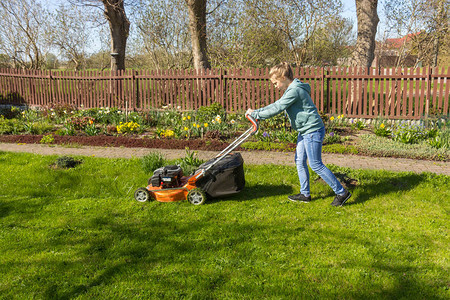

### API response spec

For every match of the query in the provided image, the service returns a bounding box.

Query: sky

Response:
[42,0,391,54]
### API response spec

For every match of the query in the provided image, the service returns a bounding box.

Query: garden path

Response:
[1,142,449,176]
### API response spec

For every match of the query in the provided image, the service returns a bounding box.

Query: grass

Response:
[0,151,449,299]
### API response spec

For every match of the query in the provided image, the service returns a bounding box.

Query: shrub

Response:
[0,115,25,134]
[196,102,226,124]
[323,132,342,144]
[373,123,391,137]
[67,116,95,130]
[26,121,54,135]
[54,156,82,169]
[391,121,428,144]
[84,123,100,136]
[351,120,365,130]
[428,127,449,149]
[117,121,140,134]
[175,148,204,175]
[357,134,449,161]
[141,152,166,174]
[40,134,55,144]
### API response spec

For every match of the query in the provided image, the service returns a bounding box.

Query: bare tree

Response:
[49,4,93,71]
[351,0,379,67]
[0,0,51,69]
[384,0,449,67]
[134,0,191,70]
[245,0,343,66]
[185,0,211,70]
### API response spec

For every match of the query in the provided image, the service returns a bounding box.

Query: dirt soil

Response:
[0,134,235,151]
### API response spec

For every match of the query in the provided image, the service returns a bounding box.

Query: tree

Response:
[134,0,191,70]
[244,0,343,66]
[102,0,130,71]
[70,0,130,71]
[185,0,211,70]
[384,0,449,67]
[0,0,51,69]
[49,3,93,71]
[351,0,379,67]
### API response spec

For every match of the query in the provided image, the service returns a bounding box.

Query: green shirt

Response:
[250,78,324,135]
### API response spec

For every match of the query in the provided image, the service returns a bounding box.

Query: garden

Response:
[0,102,449,161]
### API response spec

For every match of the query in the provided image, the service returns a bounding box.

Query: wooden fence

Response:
[0,67,449,119]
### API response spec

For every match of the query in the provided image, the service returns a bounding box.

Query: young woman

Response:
[246,62,351,206]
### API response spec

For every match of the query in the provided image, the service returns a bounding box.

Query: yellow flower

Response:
[89,120,94,125]
[196,124,200,128]
[182,117,186,121]
[340,114,344,119]
[184,127,188,131]
[187,116,191,120]
[204,123,208,127]
[380,123,385,129]
[330,116,335,121]
[192,123,197,127]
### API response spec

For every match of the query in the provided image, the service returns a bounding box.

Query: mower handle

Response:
[245,113,259,135]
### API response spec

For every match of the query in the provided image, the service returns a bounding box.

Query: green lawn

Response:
[0,151,448,299]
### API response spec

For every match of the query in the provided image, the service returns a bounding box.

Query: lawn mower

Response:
[134,114,259,205]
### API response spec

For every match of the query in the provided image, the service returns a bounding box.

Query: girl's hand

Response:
[245,109,254,116]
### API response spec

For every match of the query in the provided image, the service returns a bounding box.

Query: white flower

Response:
[230,119,235,124]
[177,106,181,110]
[162,105,168,109]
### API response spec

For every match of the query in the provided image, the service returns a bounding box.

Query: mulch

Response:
[0,134,232,151]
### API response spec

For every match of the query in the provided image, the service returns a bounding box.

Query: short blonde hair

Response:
[269,62,294,81]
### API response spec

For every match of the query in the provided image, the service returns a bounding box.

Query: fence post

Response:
[133,70,139,110]
[426,66,431,119]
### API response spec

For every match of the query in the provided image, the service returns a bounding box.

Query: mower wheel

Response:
[187,188,207,205]
[134,188,151,202]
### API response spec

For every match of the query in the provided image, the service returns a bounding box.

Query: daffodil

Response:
[330,116,335,121]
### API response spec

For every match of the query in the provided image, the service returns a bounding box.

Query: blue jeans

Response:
[295,127,345,196]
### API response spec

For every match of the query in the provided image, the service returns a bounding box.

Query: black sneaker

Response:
[288,193,311,203]
[331,190,352,207]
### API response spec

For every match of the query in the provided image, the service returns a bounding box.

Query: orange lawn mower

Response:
[134,114,259,205]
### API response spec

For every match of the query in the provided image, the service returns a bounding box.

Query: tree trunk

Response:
[185,0,211,70]
[352,0,379,68]
[102,0,130,71]
[432,0,446,67]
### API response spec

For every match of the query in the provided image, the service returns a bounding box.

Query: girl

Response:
[246,62,351,206]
